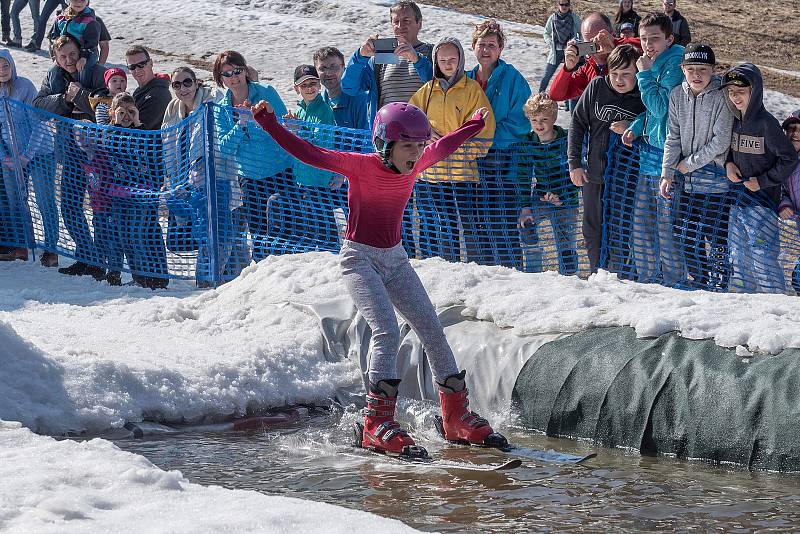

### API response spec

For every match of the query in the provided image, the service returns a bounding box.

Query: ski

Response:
[433,415,596,465]
[500,446,597,465]
[352,422,522,472]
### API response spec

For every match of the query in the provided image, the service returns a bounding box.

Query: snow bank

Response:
[0,256,360,435]
[0,420,422,534]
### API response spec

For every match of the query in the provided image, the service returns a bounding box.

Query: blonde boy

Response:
[516,93,578,274]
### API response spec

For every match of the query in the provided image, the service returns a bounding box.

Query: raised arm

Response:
[415,110,487,172]
[252,101,352,176]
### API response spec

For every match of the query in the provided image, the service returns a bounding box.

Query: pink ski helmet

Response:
[372,102,431,155]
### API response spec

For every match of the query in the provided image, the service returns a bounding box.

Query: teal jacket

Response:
[216,82,290,179]
[293,94,337,187]
[629,44,685,164]
[514,126,578,207]
[466,59,531,149]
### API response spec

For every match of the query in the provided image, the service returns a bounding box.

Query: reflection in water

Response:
[112,412,800,533]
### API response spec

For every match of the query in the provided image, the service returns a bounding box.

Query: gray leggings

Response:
[340,240,459,384]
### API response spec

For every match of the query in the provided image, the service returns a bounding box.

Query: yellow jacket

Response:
[409,76,495,182]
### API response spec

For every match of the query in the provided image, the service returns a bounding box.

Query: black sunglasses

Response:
[171,78,195,89]
[127,59,149,71]
[220,67,245,78]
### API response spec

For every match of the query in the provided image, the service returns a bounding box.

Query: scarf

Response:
[553,11,575,49]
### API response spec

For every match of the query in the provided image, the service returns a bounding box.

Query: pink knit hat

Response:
[103,67,126,87]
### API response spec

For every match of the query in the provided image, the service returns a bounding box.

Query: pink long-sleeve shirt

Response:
[254,109,485,248]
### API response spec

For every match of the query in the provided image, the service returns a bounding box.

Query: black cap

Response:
[721,69,751,89]
[293,64,319,85]
[681,43,715,66]
[782,111,800,130]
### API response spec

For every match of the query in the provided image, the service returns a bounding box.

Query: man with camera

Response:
[548,12,641,104]
[341,0,433,124]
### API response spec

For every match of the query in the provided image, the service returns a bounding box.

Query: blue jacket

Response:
[466,59,531,148]
[322,89,369,131]
[216,82,290,179]
[340,44,433,125]
[629,44,685,174]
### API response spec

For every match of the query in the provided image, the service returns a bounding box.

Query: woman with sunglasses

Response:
[162,66,248,285]
[213,50,291,264]
[540,0,580,93]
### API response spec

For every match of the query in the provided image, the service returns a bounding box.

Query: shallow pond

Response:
[110,407,800,533]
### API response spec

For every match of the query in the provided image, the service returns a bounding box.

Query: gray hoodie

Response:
[662,75,734,193]
[0,49,53,160]
[432,37,465,94]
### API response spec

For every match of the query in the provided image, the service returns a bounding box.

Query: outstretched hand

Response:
[250,100,274,117]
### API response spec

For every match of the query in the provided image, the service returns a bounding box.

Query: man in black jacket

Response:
[568,44,646,273]
[33,35,107,279]
[125,45,171,130]
[662,0,691,46]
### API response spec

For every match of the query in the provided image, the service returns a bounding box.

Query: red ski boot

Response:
[435,371,508,448]
[357,379,428,458]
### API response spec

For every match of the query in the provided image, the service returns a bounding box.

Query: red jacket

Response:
[548,37,641,102]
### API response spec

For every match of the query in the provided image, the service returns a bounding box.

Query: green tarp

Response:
[512,327,800,471]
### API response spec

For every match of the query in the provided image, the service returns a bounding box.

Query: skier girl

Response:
[249,98,506,456]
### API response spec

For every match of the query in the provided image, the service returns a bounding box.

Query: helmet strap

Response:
[374,139,400,172]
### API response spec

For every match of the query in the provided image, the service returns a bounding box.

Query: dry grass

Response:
[423,0,800,97]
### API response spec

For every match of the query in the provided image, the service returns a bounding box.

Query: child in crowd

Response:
[723,64,797,293]
[288,64,336,184]
[287,64,342,246]
[661,44,734,290]
[47,0,102,88]
[568,43,646,273]
[409,36,495,262]
[105,92,170,289]
[249,98,506,457]
[778,113,800,293]
[618,22,636,39]
[74,121,124,285]
[515,93,579,275]
[622,12,685,286]
[89,67,127,125]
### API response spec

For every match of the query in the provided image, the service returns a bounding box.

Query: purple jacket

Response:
[779,154,800,213]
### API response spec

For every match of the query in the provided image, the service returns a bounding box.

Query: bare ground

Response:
[423,0,800,97]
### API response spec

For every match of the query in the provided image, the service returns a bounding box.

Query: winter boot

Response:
[0,247,28,261]
[360,379,420,456]
[106,271,122,286]
[436,371,508,448]
[40,251,58,267]
[58,260,88,276]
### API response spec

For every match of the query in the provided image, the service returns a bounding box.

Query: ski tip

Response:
[575,452,598,464]
[496,458,523,470]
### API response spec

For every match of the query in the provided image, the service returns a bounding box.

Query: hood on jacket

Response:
[723,63,764,122]
[88,86,113,112]
[432,37,465,94]
[0,49,17,82]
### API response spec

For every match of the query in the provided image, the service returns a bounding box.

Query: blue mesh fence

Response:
[0,98,797,294]
[603,135,800,293]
